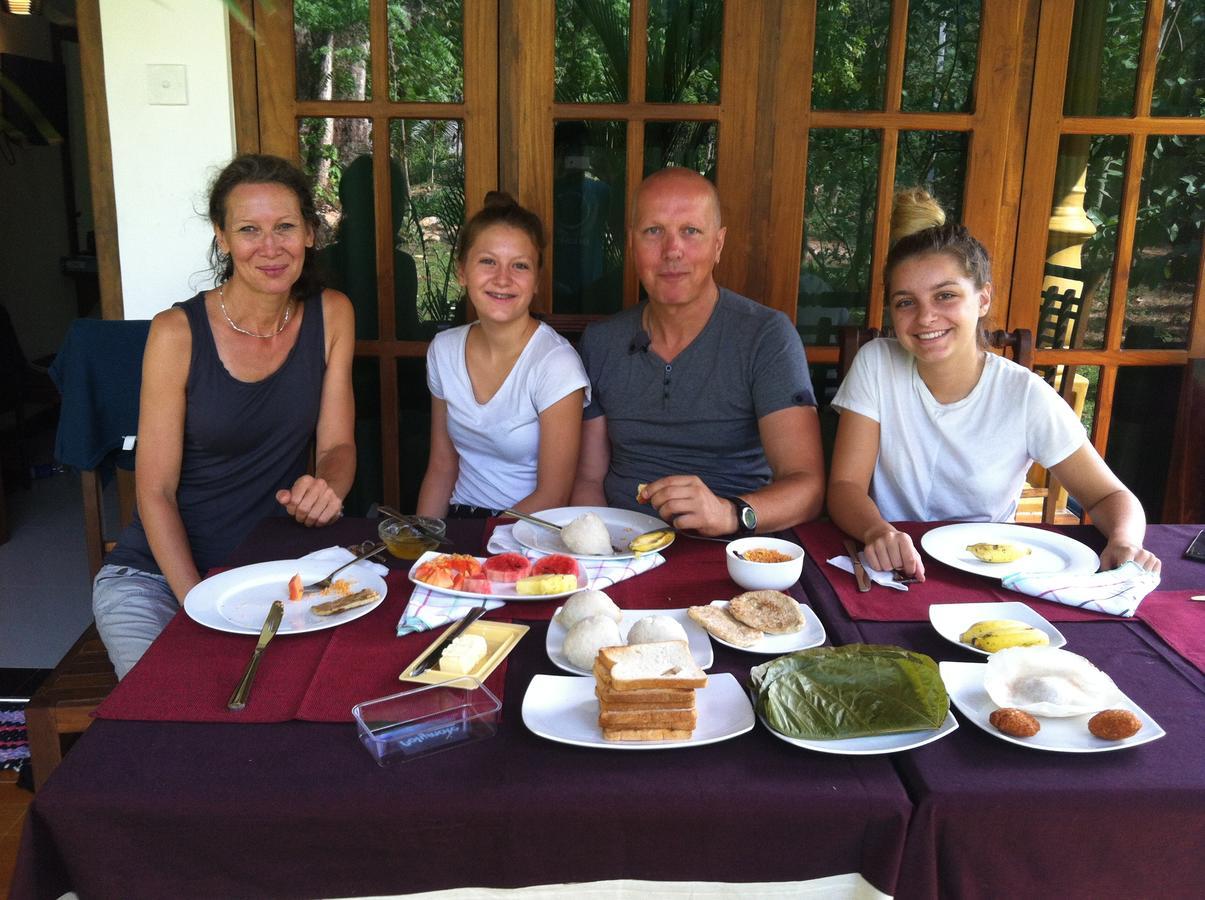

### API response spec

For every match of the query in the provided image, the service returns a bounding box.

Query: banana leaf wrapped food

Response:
[751,644,949,740]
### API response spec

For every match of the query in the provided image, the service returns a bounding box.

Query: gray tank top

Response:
[107,291,325,575]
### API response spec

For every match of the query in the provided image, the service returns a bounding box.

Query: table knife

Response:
[843,538,872,593]
[410,607,487,676]
[227,600,284,710]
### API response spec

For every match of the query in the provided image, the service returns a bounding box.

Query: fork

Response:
[301,542,386,594]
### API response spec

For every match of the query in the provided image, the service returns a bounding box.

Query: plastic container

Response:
[352,676,501,766]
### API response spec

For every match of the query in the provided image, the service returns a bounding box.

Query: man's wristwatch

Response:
[726,496,757,534]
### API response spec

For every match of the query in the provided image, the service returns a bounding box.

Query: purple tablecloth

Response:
[11,518,912,899]
[802,524,1205,900]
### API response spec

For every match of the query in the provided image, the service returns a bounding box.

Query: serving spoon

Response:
[500,508,675,555]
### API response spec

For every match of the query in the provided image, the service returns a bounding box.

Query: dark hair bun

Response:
[483,190,517,210]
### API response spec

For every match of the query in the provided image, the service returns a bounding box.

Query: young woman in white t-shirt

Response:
[827,189,1159,580]
[416,192,589,517]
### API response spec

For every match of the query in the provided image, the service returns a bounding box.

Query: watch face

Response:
[738,503,757,530]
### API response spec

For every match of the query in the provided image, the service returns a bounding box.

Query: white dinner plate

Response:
[184,559,388,635]
[929,601,1067,657]
[759,708,958,755]
[921,523,1099,580]
[703,600,827,655]
[940,661,1165,752]
[407,550,586,602]
[522,672,754,749]
[545,607,714,675]
[512,506,670,561]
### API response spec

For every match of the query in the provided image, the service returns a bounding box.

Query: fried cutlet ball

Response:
[1088,709,1141,741]
[989,707,1041,738]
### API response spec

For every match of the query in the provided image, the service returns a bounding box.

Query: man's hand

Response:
[277,475,343,527]
[642,475,738,537]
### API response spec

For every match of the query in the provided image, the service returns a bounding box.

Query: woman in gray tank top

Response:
[93,155,357,679]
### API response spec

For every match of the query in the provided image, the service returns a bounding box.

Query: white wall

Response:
[99,0,235,320]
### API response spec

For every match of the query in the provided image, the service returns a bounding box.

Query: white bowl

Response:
[725,537,805,591]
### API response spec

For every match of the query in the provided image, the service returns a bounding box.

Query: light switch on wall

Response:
[147,64,188,105]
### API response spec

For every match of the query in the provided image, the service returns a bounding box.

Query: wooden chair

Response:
[27,319,149,789]
[834,324,1069,522]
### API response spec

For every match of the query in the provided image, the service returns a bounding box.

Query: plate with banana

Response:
[929,601,1066,657]
[920,523,1099,580]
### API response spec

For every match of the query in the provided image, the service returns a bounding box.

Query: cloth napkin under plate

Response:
[826,553,909,591]
[1001,560,1160,617]
[487,524,666,589]
[397,590,505,635]
[300,545,390,579]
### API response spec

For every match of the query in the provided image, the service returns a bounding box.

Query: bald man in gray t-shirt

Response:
[572,168,824,536]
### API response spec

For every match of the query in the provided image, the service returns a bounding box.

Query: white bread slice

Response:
[596,641,707,691]
[595,685,696,708]
[688,605,764,647]
[598,706,698,729]
[602,727,693,742]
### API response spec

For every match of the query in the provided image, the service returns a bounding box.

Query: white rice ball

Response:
[626,614,688,645]
[556,589,621,629]
[560,512,613,556]
[563,615,623,669]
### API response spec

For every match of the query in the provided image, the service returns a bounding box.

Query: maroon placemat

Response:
[1137,590,1205,674]
[95,609,332,723]
[297,572,511,721]
[792,519,1115,622]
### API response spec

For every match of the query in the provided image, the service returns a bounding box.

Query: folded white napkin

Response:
[397,591,504,636]
[826,554,909,592]
[300,545,389,578]
[1001,560,1160,617]
[486,524,666,590]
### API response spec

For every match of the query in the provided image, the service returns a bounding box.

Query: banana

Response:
[959,618,1050,653]
[966,542,1032,563]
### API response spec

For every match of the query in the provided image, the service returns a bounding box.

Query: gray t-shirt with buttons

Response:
[579,288,816,512]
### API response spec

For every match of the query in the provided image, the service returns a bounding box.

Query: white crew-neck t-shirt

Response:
[831,338,1086,523]
[427,321,590,511]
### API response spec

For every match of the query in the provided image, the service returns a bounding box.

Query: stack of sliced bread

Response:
[593,640,707,741]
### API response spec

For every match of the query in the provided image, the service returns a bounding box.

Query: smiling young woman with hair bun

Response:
[825,188,1158,581]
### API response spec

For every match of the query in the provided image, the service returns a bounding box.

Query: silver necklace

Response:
[219,284,292,339]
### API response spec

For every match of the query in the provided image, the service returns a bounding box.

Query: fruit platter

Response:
[408,550,587,601]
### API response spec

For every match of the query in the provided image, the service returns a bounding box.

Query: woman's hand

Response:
[1100,540,1161,574]
[277,475,343,527]
[863,526,926,581]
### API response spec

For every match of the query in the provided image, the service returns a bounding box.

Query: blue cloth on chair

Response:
[50,319,152,471]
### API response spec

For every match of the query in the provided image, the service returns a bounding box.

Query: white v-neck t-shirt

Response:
[832,338,1085,523]
[427,321,590,510]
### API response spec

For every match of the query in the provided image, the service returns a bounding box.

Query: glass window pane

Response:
[643,121,717,177]
[1043,134,1128,352]
[798,129,881,344]
[555,0,630,102]
[1064,0,1144,116]
[387,0,464,102]
[645,0,723,103]
[894,130,967,223]
[391,119,466,331]
[1151,0,1205,116]
[294,2,371,102]
[553,121,627,315]
[1106,364,1181,521]
[811,0,889,111]
[299,117,374,333]
[901,0,980,113]
[344,357,382,517]
[1124,133,1203,350]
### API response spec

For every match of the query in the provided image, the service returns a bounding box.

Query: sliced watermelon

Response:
[532,554,583,580]
[483,552,532,583]
[459,573,493,594]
